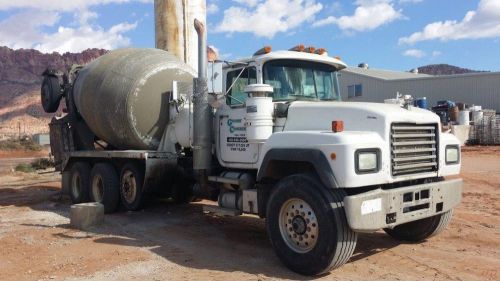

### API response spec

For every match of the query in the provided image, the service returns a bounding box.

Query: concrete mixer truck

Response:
[41,19,463,276]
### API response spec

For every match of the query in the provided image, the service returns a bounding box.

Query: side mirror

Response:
[207,62,223,94]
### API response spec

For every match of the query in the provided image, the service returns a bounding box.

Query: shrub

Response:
[14,158,54,173]
[31,158,55,170]
[15,163,35,173]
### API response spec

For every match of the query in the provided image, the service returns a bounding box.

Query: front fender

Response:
[257,148,338,188]
[258,131,389,188]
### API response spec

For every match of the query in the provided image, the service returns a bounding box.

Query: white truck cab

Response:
[199,47,463,275]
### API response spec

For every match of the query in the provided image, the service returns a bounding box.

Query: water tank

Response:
[72,48,195,150]
[458,110,470,125]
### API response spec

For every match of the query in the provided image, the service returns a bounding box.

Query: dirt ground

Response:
[0,147,498,281]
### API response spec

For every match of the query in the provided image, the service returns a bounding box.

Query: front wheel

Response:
[266,174,357,276]
[384,210,454,242]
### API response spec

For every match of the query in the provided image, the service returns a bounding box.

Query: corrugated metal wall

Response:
[339,71,500,112]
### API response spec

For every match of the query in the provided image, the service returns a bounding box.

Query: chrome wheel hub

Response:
[279,198,319,253]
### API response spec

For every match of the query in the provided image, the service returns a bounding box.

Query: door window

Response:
[226,67,257,106]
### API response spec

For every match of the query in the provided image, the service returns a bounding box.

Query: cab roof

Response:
[230,50,347,70]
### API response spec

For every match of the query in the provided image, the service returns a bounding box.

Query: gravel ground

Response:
[0,147,498,281]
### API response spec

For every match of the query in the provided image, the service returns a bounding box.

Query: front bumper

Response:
[343,179,463,232]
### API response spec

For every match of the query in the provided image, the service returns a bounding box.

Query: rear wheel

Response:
[89,163,120,213]
[120,162,145,211]
[384,210,453,242]
[266,174,357,276]
[69,162,91,204]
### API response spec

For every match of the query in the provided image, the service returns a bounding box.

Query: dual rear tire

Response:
[89,163,120,213]
[68,161,144,213]
[119,162,145,211]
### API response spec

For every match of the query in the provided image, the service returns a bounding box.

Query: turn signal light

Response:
[332,120,344,133]
[289,44,305,52]
[253,46,272,56]
[330,152,337,160]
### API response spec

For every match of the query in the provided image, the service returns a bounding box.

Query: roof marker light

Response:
[289,44,305,52]
[305,46,316,53]
[315,48,327,55]
[253,46,272,56]
[332,120,344,133]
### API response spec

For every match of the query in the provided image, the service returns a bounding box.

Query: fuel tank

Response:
[72,48,195,150]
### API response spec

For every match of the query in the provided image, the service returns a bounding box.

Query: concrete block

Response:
[70,203,104,230]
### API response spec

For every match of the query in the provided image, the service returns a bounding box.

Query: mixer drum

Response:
[72,48,195,150]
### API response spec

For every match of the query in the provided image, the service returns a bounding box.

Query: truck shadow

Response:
[10,185,402,280]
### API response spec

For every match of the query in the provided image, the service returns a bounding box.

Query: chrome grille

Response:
[391,123,438,176]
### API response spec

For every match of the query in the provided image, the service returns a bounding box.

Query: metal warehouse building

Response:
[338,66,500,112]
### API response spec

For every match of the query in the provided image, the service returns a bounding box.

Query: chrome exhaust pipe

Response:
[192,18,212,194]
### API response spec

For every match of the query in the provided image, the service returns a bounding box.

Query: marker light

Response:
[305,46,316,53]
[289,44,305,52]
[330,152,337,160]
[332,120,344,133]
[334,56,342,60]
[253,46,272,56]
[315,48,327,55]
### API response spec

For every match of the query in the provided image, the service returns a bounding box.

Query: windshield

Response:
[263,60,341,101]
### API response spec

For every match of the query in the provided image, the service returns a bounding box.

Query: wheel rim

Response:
[121,170,137,204]
[91,175,104,202]
[71,172,81,198]
[279,198,319,253]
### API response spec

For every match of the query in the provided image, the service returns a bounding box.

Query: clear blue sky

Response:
[0,0,499,71]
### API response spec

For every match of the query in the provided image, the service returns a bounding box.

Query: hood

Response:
[283,101,440,140]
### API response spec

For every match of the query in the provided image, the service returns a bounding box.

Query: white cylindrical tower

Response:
[155,0,206,73]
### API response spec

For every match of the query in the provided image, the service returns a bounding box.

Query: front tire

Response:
[89,163,120,213]
[384,210,454,242]
[266,174,357,276]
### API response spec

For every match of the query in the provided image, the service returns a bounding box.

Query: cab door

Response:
[218,67,259,164]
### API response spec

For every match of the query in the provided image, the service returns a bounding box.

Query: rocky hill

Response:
[0,47,106,137]
[416,64,486,76]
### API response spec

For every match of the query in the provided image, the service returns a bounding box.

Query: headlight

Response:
[445,145,460,164]
[355,149,380,174]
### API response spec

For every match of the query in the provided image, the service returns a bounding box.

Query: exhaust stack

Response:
[193,19,212,188]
